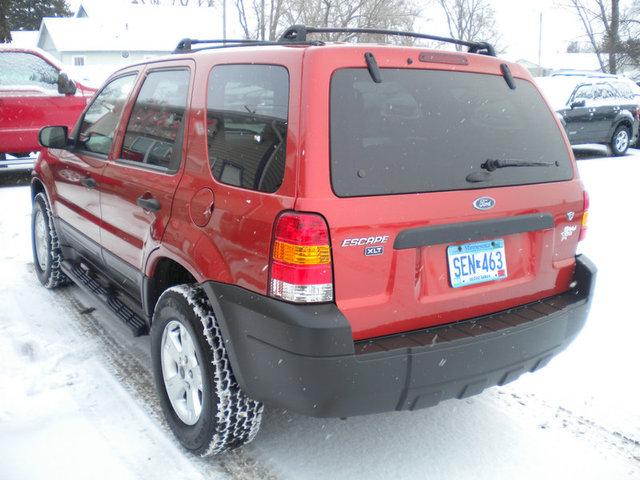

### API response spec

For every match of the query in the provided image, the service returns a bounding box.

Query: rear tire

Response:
[610,124,631,156]
[31,192,69,288]
[151,284,263,456]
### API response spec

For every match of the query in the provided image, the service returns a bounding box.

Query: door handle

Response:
[80,176,97,189]
[136,195,161,212]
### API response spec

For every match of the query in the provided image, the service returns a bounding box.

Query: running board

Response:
[61,260,148,336]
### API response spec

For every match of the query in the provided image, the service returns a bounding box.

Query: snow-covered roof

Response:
[37,1,237,54]
[8,30,39,48]
[535,76,583,110]
[542,52,605,72]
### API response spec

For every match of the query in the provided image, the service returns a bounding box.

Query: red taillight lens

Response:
[269,212,333,303]
[579,190,589,242]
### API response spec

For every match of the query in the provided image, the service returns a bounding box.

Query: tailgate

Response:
[314,62,583,340]
[326,183,584,340]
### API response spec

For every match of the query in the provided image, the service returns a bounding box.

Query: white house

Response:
[8,30,39,48]
[36,0,239,71]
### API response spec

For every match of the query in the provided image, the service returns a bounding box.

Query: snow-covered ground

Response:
[0,147,638,480]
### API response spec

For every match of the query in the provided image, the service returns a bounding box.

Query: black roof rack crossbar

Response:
[278,25,496,57]
[174,37,323,53]
[175,38,269,53]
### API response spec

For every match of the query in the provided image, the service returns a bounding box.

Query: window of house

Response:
[0,51,58,92]
[73,56,85,67]
[206,64,289,193]
[120,69,190,172]
[77,74,136,156]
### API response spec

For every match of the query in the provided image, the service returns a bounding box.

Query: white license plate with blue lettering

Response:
[447,239,507,288]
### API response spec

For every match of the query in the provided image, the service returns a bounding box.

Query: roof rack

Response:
[279,25,496,57]
[173,25,496,57]
[173,37,321,53]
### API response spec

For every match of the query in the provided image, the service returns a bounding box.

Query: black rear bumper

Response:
[202,255,596,418]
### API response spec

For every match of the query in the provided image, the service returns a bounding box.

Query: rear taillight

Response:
[269,212,333,303]
[579,190,589,242]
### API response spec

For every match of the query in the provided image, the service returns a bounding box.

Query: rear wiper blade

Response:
[481,158,558,172]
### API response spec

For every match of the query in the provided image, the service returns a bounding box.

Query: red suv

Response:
[31,26,596,456]
[0,46,95,170]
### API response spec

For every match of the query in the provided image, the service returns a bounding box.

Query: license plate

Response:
[447,239,507,288]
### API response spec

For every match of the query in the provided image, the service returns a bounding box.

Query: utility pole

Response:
[610,0,619,74]
[538,11,543,76]
[222,0,226,40]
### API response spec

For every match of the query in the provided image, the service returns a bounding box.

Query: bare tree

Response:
[234,0,418,42]
[132,0,215,5]
[564,0,616,72]
[234,0,285,40]
[282,0,418,42]
[557,0,640,73]
[434,0,500,51]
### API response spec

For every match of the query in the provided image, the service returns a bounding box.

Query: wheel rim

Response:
[161,320,203,425]
[615,129,629,152]
[34,209,49,271]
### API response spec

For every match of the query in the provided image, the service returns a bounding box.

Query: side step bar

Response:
[61,260,148,336]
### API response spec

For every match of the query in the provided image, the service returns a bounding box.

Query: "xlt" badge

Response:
[364,246,384,256]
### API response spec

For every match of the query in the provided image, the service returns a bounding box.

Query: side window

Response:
[0,52,58,92]
[77,75,136,156]
[206,64,289,193]
[599,84,617,99]
[573,84,593,103]
[120,69,190,172]
[593,84,607,100]
[611,82,633,99]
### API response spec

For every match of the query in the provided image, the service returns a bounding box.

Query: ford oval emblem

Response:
[473,196,496,210]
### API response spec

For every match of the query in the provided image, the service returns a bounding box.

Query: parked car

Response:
[0,46,95,170]
[550,70,640,145]
[537,75,640,154]
[551,69,640,95]
[31,26,595,456]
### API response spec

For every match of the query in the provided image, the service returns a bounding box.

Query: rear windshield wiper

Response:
[481,158,559,172]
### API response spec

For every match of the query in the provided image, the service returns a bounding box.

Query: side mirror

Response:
[570,99,586,109]
[39,126,69,149]
[57,72,77,95]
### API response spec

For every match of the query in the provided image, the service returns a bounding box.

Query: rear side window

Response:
[77,75,136,156]
[572,84,593,103]
[593,83,616,99]
[610,81,634,99]
[206,64,289,193]
[0,52,58,91]
[120,69,190,172]
[330,69,574,197]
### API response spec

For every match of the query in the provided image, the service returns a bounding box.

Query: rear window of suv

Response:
[330,68,573,197]
[206,64,289,193]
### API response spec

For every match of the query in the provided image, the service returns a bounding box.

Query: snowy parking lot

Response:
[1,147,639,480]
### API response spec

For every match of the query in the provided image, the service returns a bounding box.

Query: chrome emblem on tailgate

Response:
[473,197,496,210]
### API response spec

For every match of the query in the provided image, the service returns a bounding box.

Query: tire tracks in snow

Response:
[53,284,279,480]
[491,388,640,464]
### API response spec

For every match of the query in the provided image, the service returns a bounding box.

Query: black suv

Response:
[536,76,639,155]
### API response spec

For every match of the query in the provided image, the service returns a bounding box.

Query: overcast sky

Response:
[417,0,584,62]
[66,0,585,63]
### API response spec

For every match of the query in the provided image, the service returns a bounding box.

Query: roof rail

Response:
[278,25,496,57]
[173,25,496,57]
[173,37,321,53]
[174,38,268,53]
